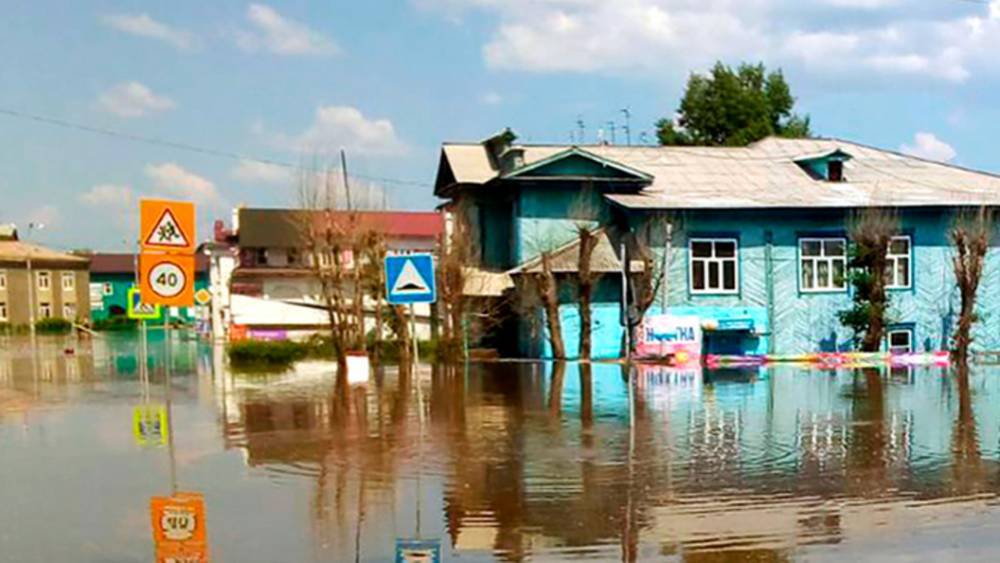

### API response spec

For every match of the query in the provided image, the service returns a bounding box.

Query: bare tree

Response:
[950,206,994,362]
[437,200,474,362]
[626,217,669,352]
[537,252,566,360]
[577,228,599,360]
[570,186,602,361]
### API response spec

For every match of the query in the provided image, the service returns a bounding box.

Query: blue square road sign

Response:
[385,253,436,305]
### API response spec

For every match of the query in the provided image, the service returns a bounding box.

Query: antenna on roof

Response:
[576,116,585,144]
[607,121,616,145]
[620,107,631,146]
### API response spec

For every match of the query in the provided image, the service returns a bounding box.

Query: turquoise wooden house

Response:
[434,130,1000,359]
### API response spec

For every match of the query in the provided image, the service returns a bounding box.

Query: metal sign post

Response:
[385,253,436,370]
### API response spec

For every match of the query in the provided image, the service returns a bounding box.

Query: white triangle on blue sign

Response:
[392,259,430,295]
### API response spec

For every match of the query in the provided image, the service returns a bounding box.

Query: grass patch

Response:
[35,318,73,334]
[93,317,139,332]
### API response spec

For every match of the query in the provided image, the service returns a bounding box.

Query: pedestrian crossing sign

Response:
[385,253,436,304]
[127,287,161,320]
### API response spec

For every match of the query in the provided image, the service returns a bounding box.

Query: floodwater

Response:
[2,336,1000,562]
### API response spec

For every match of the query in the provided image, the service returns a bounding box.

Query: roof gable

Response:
[503,147,653,182]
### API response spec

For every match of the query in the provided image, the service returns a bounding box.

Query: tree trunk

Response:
[577,229,597,361]
[861,251,889,352]
[537,252,565,360]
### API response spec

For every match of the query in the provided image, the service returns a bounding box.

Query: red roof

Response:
[89,253,209,274]
[322,211,444,238]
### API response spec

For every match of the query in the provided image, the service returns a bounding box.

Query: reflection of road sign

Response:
[385,254,436,304]
[133,404,168,446]
[128,287,161,320]
[141,254,195,307]
[194,288,211,305]
[151,493,208,558]
[89,283,104,311]
[395,538,441,563]
[141,199,195,254]
[155,542,209,563]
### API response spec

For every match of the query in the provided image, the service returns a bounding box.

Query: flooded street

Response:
[3,336,1000,561]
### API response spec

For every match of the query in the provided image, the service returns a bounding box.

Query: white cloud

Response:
[145,163,223,207]
[79,184,134,207]
[102,13,196,51]
[97,82,175,118]
[231,160,292,185]
[481,92,503,105]
[270,105,406,156]
[422,0,1000,84]
[236,4,339,56]
[900,132,957,162]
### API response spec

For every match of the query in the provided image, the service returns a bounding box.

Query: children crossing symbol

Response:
[145,209,189,248]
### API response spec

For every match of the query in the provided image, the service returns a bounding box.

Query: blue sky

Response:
[3,0,1000,250]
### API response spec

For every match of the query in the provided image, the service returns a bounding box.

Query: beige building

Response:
[0,227,90,326]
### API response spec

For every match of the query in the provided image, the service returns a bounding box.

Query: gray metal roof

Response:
[440,137,1000,209]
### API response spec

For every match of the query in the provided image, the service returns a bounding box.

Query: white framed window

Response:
[39,302,52,318]
[689,238,738,294]
[102,282,113,296]
[887,236,912,289]
[255,248,268,266]
[800,238,847,292]
[62,303,76,320]
[319,251,332,268]
[37,271,51,290]
[61,271,75,291]
[0,302,7,321]
[0,270,6,290]
[887,328,913,354]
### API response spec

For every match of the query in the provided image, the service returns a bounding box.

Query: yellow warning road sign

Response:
[140,254,195,307]
[141,199,195,255]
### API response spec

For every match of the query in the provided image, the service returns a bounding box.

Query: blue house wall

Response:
[504,201,1000,359]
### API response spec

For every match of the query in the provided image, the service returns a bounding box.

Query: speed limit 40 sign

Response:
[140,254,195,307]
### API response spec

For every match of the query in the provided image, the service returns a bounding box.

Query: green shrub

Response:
[35,318,73,334]
[227,340,312,368]
[94,317,139,332]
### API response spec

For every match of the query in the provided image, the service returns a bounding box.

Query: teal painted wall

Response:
[521,207,1000,359]
[514,186,605,265]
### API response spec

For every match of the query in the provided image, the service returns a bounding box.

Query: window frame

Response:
[0,302,6,321]
[887,328,913,354]
[688,237,740,295]
[37,271,51,290]
[798,237,848,294]
[0,270,6,290]
[61,271,75,291]
[886,235,912,290]
[39,302,52,319]
[62,302,76,320]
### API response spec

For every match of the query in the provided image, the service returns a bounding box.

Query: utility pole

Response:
[25,222,44,339]
[576,116,585,144]
[340,149,353,212]
[607,121,616,145]
[620,108,632,146]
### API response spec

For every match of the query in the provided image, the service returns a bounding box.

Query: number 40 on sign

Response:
[140,254,195,307]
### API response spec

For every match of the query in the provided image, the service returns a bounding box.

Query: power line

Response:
[0,106,432,188]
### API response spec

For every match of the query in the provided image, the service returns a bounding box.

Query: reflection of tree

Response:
[846,368,888,497]
[951,362,984,493]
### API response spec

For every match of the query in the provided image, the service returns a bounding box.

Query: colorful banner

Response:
[634,315,702,362]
